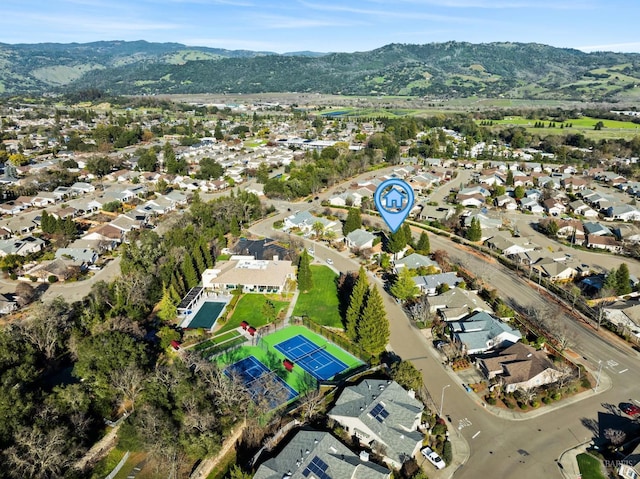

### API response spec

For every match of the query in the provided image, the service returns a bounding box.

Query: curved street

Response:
[249,192,640,479]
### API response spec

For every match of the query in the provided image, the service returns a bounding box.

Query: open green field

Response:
[576,453,606,479]
[480,115,640,140]
[491,115,639,129]
[193,330,241,351]
[292,265,343,328]
[217,294,289,334]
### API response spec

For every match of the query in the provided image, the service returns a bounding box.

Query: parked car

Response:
[620,402,640,417]
[326,258,333,265]
[421,447,445,470]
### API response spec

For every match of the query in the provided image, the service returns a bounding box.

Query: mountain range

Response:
[2,40,640,101]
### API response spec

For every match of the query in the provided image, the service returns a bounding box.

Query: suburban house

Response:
[81,224,124,250]
[23,258,78,282]
[418,205,454,223]
[253,429,391,479]
[617,441,640,479]
[585,234,622,253]
[464,213,502,230]
[55,247,98,266]
[614,224,640,244]
[0,293,17,315]
[532,258,578,282]
[542,198,566,216]
[345,229,376,250]
[393,253,440,274]
[519,197,544,214]
[231,237,290,261]
[284,211,337,234]
[327,379,424,469]
[606,204,640,222]
[427,287,492,321]
[201,256,295,293]
[477,343,564,392]
[0,236,45,257]
[583,222,612,237]
[448,311,522,355]
[457,193,485,207]
[413,272,462,296]
[495,194,518,210]
[485,234,537,256]
[603,300,640,337]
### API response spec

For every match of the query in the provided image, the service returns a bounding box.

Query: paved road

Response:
[250,197,640,479]
[40,256,122,303]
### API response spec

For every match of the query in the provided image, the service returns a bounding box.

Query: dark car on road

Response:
[620,402,640,417]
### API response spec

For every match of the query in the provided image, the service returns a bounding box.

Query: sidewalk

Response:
[557,441,591,479]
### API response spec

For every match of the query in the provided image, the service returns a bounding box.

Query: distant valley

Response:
[1,40,640,102]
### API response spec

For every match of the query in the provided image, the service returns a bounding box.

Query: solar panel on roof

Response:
[370,403,389,423]
[302,456,331,479]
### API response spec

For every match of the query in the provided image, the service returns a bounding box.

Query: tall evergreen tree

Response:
[343,208,362,236]
[603,267,617,293]
[199,240,214,268]
[297,250,313,292]
[616,263,632,295]
[416,231,430,254]
[402,223,414,249]
[390,267,420,301]
[466,217,482,242]
[506,169,514,186]
[181,253,199,289]
[386,228,407,254]
[157,283,178,322]
[230,216,241,237]
[192,243,206,275]
[358,286,390,356]
[345,267,368,341]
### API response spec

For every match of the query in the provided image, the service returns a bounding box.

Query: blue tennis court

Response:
[224,356,298,407]
[274,334,349,381]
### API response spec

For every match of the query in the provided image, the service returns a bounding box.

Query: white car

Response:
[326,258,333,265]
[421,447,445,469]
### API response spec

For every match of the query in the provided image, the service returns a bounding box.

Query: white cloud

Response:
[576,41,640,53]
[299,1,480,23]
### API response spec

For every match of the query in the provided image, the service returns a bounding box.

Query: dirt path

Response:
[190,420,246,479]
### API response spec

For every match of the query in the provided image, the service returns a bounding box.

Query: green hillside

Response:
[1,40,640,101]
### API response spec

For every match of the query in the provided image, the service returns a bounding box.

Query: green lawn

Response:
[293,265,343,328]
[576,453,606,479]
[217,294,289,333]
[193,330,241,351]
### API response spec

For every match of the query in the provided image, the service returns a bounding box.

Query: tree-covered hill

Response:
[2,40,640,101]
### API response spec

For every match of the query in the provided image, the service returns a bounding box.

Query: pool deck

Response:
[179,293,232,330]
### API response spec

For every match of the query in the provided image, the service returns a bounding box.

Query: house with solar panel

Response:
[327,379,424,469]
[253,429,390,479]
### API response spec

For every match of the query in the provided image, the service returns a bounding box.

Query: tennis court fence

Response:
[294,316,375,365]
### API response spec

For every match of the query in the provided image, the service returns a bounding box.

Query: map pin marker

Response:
[374,178,414,233]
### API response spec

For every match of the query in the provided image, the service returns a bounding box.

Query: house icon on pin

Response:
[383,188,404,209]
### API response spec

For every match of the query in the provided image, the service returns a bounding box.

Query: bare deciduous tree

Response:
[300,389,324,423]
[604,428,626,447]
[109,364,146,413]
[18,297,71,361]
[4,426,75,479]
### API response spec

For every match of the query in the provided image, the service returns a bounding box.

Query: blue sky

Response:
[2,0,640,53]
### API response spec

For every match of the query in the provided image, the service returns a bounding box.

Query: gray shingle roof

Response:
[328,380,423,466]
[254,429,390,479]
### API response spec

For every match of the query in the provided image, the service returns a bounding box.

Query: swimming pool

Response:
[186,301,226,329]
